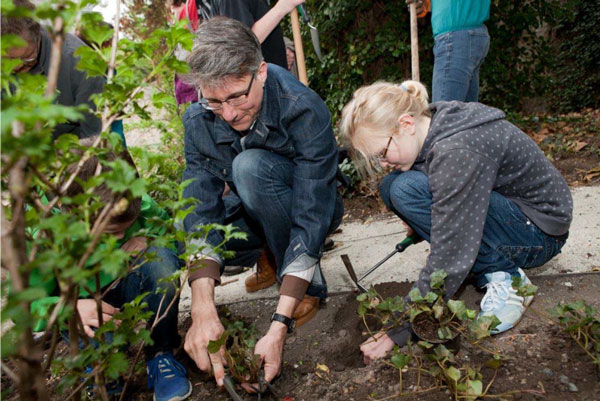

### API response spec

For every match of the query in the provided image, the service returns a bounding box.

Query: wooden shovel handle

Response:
[409,2,420,81]
[291,8,309,86]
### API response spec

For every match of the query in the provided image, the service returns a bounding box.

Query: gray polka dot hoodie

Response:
[411,101,572,298]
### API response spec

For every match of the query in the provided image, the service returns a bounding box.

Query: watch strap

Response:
[271,312,296,333]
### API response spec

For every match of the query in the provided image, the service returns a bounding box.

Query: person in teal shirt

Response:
[410,0,490,102]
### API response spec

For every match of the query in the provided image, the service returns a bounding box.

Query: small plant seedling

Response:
[550,300,600,374]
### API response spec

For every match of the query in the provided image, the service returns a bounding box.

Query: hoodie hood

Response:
[415,101,506,164]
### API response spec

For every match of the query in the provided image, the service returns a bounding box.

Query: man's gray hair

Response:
[185,17,263,88]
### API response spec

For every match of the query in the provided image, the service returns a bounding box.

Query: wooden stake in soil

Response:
[291,8,309,86]
[409,2,420,81]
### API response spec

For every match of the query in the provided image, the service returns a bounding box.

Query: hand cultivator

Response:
[341,235,421,293]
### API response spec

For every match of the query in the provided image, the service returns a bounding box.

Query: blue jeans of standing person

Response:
[230,149,344,298]
[379,171,567,287]
[432,25,490,102]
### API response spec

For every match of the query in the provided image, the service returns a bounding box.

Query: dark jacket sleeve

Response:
[181,112,228,263]
[281,91,338,271]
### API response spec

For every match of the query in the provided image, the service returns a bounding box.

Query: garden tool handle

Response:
[395,234,422,252]
[290,8,309,85]
[409,2,420,81]
[297,4,310,23]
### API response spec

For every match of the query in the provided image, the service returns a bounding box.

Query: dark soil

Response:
[168,273,600,401]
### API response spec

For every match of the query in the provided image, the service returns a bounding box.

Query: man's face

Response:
[199,62,267,132]
[7,36,39,73]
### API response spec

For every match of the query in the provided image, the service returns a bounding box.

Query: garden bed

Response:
[169,273,600,401]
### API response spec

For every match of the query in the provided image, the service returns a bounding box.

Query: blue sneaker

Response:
[84,365,124,398]
[147,352,192,401]
[478,269,534,334]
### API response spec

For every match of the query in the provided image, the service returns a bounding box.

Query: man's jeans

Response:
[225,149,344,297]
[63,247,182,358]
[380,171,567,287]
[432,25,490,102]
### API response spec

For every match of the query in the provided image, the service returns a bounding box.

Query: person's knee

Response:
[379,172,401,211]
[388,171,428,214]
[141,247,180,290]
[232,149,267,186]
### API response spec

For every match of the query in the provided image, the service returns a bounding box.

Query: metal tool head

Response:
[308,25,323,61]
[223,375,243,401]
[297,4,323,62]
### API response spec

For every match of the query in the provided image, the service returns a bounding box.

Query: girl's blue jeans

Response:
[379,170,567,287]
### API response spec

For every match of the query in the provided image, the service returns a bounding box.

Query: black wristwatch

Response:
[271,313,296,333]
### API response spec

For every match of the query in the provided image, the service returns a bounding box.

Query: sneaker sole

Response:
[223,266,245,276]
[153,381,192,401]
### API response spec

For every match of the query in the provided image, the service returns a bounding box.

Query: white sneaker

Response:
[478,269,533,334]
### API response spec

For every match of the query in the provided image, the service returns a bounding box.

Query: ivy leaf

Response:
[465,379,483,399]
[445,366,461,382]
[424,292,438,304]
[448,299,467,319]
[430,270,447,290]
[408,287,423,302]
[391,351,411,369]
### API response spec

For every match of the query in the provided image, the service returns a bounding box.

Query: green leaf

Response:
[484,357,503,370]
[207,331,229,354]
[448,299,467,319]
[424,291,438,304]
[445,365,461,382]
[391,351,411,369]
[438,326,454,340]
[466,379,483,396]
[408,287,423,302]
[106,352,129,379]
[430,270,447,290]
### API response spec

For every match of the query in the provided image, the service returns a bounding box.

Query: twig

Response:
[1,361,19,383]
[42,325,60,371]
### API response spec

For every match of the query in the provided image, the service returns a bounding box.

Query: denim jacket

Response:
[182,64,338,296]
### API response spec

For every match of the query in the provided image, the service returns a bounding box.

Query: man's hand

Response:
[185,277,227,386]
[76,299,119,338]
[242,322,287,393]
[360,331,396,365]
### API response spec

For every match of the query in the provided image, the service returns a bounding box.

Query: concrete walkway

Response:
[179,185,600,311]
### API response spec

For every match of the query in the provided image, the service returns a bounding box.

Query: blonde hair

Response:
[339,80,430,176]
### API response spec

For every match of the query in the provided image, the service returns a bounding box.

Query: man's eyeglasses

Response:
[199,74,255,111]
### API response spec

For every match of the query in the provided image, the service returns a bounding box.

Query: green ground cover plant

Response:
[357,270,541,400]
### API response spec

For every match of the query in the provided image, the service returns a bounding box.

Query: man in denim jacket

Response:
[181,17,343,388]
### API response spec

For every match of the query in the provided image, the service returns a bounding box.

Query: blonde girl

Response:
[340,81,572,364]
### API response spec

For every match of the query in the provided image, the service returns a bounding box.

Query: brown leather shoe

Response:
[293,295,320,328]
[245,247,277,293]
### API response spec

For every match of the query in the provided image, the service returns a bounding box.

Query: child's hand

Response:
[76,299,120,337]
[401,220,416,237]
[120,236,148,255]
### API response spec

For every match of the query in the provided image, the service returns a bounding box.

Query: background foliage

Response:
[289,0,599,122]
